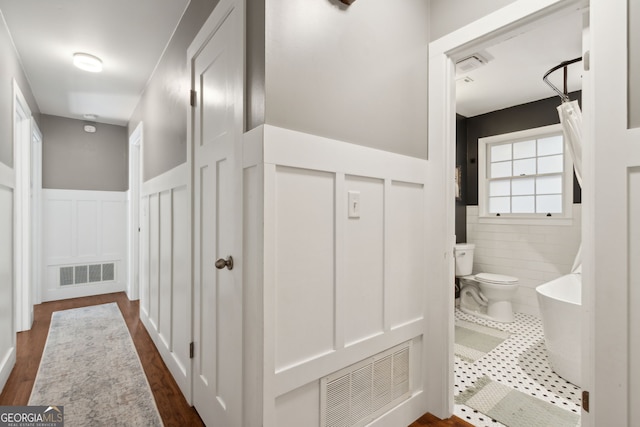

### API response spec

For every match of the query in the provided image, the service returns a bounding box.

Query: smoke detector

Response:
[456,54,489,75]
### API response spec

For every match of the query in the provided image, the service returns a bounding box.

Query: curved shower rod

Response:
[543,57,583,103]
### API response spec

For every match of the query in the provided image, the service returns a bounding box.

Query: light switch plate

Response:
[348,191,360,218]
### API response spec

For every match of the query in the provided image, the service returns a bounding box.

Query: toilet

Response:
[454,243,519,323]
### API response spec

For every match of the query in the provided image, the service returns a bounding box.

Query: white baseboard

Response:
[0,346,16,395]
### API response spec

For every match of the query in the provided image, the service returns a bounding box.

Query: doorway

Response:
[128,123,142,301]
[428,0,590,419]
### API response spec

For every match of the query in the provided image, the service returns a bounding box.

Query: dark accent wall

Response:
[128,0,218,183]
[456,91,583,240]
[41,115,128,191]
[456,114,468,243]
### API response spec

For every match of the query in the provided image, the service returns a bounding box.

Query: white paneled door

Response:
[191,2,243,426]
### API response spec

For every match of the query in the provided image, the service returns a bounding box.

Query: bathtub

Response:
[536,272,582,387]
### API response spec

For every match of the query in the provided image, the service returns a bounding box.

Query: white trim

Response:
[0,162,14,188]
[31,119,42,306]
[13,79,33,332]
[142,163,187,196]
[428,0,588,418]
[128,122,143,301]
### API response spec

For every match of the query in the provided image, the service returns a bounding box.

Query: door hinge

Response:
[138,227,140,232]
[190,90,197,107]
[582,390,590,412]
[189,342,194,359]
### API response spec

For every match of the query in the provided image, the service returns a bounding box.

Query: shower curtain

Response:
[557,100,583,272]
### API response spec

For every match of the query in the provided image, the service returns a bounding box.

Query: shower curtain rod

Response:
[543,57,583,102]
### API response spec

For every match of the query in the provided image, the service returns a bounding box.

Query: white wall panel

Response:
[246,125,429,427]
[76,200,98,257]
[275,166,336,370]
[171,186,189,367]
[275,381,320,427]
[148,193,160,329]
[41,190,127,301]
[388,181,425,328]
[159,190,173,348]
[344,175,384,346]
[45,200,72,260]
[139,163,191,402]
[629,168,640,426]
[102,200,126,257]
[0,183,15,390]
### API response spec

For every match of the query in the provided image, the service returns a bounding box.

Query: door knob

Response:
[215,256,234,270]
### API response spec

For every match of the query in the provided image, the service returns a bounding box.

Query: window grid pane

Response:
[485,131,566,216]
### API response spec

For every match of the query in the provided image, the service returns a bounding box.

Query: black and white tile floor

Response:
[454,308,582,426]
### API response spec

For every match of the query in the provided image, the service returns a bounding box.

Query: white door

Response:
[191,2,243,426]
[583,1,640,425]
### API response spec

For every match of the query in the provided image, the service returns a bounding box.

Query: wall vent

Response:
[59,263,116,286]
[320,341,411,427]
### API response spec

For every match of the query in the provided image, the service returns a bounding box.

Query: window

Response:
[478,124,573,222]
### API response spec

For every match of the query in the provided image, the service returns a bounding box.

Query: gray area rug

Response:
[456,375,580,427]
[454,319,511,363]
[29,303,163,426]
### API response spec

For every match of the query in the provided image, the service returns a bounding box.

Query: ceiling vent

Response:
[456,54,489,75]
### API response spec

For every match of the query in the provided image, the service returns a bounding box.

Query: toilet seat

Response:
[475,272,518,285]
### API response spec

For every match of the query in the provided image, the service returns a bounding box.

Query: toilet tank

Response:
[454,243,475,277]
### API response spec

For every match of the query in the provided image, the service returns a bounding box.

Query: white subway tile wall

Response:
[466,205,581,317]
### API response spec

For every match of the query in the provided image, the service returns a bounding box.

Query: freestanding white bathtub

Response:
[536,272,582,387]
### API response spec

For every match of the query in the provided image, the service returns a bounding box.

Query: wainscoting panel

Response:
[387,181,425,329]
[42,190,127,301]
[274,166,336,371]
[139,163,191,402]
[244,125,428,427]
[629,167,640,426]
[0,162,16,391]
[343,175,384,347]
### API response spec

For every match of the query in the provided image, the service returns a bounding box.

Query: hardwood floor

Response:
[0,292,204,426]
[0,292,471,427]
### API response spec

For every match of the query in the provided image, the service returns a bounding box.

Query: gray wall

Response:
[630,0,640,128]
[41,114,128,191]
[0,11,40,167]
[128,0,217,182]
[429,0,517,40]
[247,0,265,131]
[263,0,430,160]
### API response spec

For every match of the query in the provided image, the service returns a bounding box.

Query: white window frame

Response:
[478,123,574,225]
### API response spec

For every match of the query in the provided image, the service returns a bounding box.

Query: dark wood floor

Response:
[0,292,471,427]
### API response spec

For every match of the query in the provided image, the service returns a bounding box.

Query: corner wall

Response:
[127,0,218,183]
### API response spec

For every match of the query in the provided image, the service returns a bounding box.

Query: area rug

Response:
[456,375,580,427]
[29,303,163,426]
[454,319,511,363]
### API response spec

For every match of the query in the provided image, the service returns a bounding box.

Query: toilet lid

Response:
[475,272,518,285]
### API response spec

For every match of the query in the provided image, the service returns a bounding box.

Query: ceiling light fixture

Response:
[83,114,97,121]
[73,52,103,73]
[83,123,97,133]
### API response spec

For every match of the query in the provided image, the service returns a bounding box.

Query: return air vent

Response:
[59,263,116,286]
[321,341,411,427]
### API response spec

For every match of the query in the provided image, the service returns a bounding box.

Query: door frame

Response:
[12,80,33,332]
[427,0,589,418]
[30,119,42,307]
[128,122,143,301]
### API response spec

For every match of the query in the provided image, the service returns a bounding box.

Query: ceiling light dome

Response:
[73,52,103,73]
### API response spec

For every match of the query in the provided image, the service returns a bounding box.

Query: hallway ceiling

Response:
[455,10,584,118]
[0,0,189,126]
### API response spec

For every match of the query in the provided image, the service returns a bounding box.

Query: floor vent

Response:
[320,341,411,427]
[59,263,116,286]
